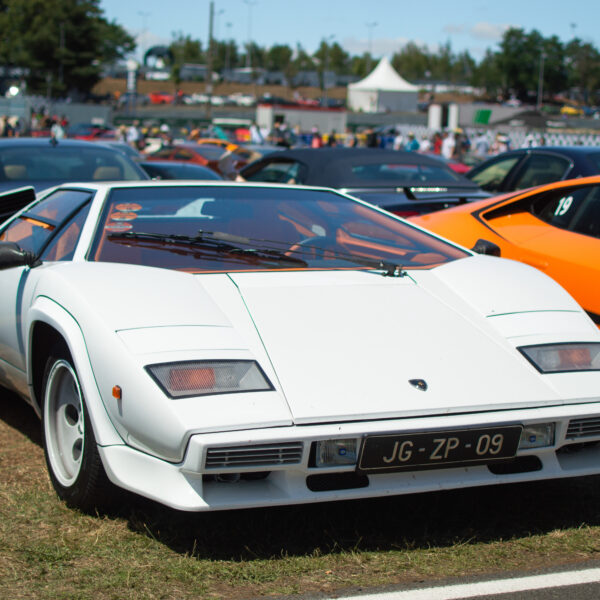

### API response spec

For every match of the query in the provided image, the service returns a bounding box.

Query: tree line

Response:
[0,0,598,103]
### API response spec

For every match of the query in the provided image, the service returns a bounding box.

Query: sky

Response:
[99,0,600,64]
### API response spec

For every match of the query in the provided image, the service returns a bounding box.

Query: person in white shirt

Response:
[440,131,455,159]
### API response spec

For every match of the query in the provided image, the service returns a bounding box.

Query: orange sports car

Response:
[411,176,600,325]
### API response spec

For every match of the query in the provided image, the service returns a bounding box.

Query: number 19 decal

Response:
[554,195,573,216]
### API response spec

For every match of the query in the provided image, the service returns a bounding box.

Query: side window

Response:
[0,215,53,254]
[511,154,571,190]
[174,149,193,161]
[569,187,600,239]
[468,155,521,191]
[532,186,590,231]
[244,160,306,184]
[151,148,173,159]
[41,202,92,261]
[0,189,92,255]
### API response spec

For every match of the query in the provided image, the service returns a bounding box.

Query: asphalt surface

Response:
[327,563,600,600]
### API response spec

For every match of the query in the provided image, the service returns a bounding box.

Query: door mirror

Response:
[471,238,501,257]
[0,241,40,270]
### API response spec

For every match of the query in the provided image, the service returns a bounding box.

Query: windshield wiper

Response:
[107,230,308,267]
[205,231,406,277]
[108,230,404,276]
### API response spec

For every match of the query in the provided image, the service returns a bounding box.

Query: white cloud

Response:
[470,22,512,41]
[443,24,466,35]
[341,36,430,57]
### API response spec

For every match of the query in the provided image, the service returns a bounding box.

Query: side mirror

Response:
[471,238,501,257]
[0,241,40,270]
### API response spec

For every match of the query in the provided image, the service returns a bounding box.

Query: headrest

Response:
[93,166,121,180]
[4,164,27,180]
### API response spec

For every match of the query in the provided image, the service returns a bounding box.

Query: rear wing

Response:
[0,186,36,223]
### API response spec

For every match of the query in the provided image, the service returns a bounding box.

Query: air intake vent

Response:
[205,442,304,469]
[566,417,600,439]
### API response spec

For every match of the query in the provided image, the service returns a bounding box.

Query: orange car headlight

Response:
[146,360,273,398]
[519,343,600,373]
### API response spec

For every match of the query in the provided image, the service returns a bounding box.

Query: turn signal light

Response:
[146,360,273,399]
[169,367,215,391]
[519,343,600,373]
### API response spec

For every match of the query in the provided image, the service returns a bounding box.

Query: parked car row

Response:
[1,133,600,518]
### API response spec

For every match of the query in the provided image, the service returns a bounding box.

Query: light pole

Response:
[366,21,378,72]
[225,22,232,75]
[322,34,335,108]
[138,11,150,66]
[537,50,546,112]
[214,8,225,39]
[206,1,214,119]
[243,0,257,70]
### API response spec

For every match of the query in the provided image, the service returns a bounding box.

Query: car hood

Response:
[39,258,596,428]
[228,257,592,425]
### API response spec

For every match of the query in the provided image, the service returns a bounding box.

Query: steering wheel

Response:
[286,236,338,260]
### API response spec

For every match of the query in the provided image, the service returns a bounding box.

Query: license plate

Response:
[358,426,522,473]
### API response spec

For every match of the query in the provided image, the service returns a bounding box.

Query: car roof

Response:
[0,137,118,148]
[244,147,476,188]
[497,146,600,157]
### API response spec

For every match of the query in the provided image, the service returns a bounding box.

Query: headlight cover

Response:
[519,343,600,373]
[146,360,273,398]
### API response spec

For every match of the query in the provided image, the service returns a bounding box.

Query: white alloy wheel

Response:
[43,359,85,487]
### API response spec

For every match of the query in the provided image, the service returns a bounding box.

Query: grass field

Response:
[3,390,600,600]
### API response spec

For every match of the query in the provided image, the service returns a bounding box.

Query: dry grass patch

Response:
[3,391,600,599]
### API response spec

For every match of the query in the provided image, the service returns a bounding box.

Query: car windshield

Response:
[0,144,144,182]
[89,185,468,272]
[348,162,462,185]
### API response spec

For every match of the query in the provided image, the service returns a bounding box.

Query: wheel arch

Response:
[27,296,124,447]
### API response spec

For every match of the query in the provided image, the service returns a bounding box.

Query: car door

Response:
[467,152,524,192]
[482,184,600,322]
[506,151,573,191]
[0,190,92,377]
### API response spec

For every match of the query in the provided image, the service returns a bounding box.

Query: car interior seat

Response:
[93,166,122,180]
[3,164,28,180]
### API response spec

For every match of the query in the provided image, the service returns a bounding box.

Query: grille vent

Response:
[205,442,304,469]
[566,417,600,439]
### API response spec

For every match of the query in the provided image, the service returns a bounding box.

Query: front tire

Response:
[41,346,114,512]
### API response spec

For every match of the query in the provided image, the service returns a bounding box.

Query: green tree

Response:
[266,44,292,72]
[565,38,600,102]
[392,42,431,81]
[211,40,239,72]
[313,41,350,74]
[350,53,372,78]
[0,0,134,97]
[471,49,504,97]
[241,42,266,69]
[495,28,567,101]
[169,33,203,65]
[293,45,316,72]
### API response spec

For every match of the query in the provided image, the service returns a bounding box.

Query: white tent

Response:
[347,57,419,113]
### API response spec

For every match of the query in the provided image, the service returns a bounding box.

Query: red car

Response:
[68,123,117,141]
[144,143,232,174]
[148,91,183,104]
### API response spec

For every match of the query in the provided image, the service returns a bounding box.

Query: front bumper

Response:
[99,401,600,512]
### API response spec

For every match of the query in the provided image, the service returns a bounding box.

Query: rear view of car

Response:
[0,138,149,193]
[240,148,489,217]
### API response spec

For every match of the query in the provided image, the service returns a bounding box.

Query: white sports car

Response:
[1,181,600,513]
